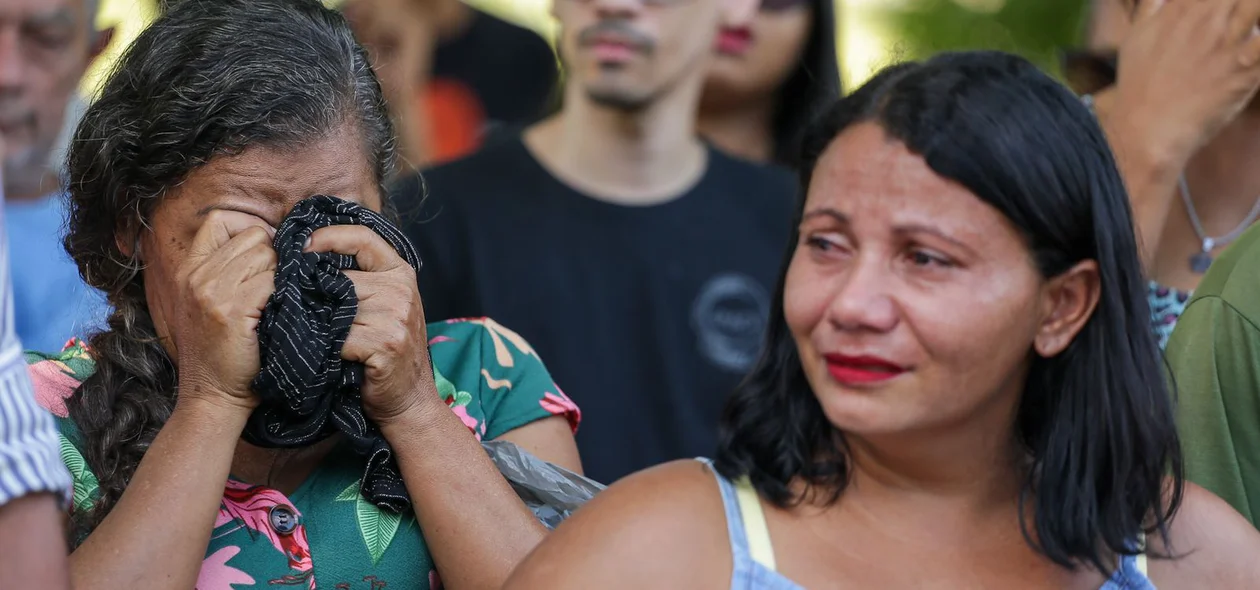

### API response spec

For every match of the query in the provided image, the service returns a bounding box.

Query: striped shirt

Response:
[0,196,71,505]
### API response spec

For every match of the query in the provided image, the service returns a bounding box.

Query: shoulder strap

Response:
[734,476,778,571]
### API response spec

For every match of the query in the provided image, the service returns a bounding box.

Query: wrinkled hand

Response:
[1103,0,1260,163]
[174,210,278,412]
[304,225,435,426]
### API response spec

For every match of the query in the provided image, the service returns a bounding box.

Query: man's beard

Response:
[585,86,654,112]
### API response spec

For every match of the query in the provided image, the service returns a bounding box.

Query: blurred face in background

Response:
[553,0,755,110]
[701,0,812,109]
[0,0,104,198]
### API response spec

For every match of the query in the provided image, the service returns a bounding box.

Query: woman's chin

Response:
[817,393,908,436]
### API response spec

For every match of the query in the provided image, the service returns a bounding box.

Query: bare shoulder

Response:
[503,459,733,590]
[1147,482,1260,588]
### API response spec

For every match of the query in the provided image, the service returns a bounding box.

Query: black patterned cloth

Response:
[247,195,422,513]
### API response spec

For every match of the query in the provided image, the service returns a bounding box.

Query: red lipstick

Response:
[716,27,753,55]
[824,354,906,385]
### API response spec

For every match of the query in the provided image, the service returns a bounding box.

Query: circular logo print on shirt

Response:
[691,273,771,373]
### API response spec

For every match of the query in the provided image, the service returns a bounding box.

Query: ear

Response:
[720,0,758,29]
[115,220,141,261]
[89,26,116,64]
[1033,260,1101,358]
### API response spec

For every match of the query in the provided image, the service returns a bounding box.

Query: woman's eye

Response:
[908,249,954,268]
[803,232,849,254]
[806,236,837,251]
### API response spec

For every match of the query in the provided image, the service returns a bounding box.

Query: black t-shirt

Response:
[392,138,796,483]
[432,10,558,131]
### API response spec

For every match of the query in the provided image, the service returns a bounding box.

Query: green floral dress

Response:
[26,318,581,590]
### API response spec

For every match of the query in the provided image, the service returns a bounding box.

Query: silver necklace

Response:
[1179,175,1260,273]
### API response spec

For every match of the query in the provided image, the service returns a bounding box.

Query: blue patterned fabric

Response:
[1149,281,1192,350]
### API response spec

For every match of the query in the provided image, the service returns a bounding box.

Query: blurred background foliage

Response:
[870,0,1090,79]
[93,0,1091,96]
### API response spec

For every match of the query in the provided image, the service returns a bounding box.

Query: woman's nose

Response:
[825,255,899,334]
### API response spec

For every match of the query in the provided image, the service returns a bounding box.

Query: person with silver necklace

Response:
[1178,175,1260,274]
[1063,0,1260,348]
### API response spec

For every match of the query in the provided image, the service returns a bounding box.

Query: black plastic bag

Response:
[482,440,605,529]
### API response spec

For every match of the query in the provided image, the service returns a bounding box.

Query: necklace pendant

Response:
[1190,251,1214,274]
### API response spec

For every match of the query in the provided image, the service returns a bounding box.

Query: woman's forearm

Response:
[70,396,248,590]
[1094,91,1192,268]
[383,398,547,590]
[0,494,71,590]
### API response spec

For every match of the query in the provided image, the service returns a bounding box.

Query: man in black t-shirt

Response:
[392,0,797,484]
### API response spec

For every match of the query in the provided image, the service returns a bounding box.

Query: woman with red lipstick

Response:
[698,0,840,167]
[505,50,1260,589]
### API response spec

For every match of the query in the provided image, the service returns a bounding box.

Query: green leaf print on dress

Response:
[59,432,99,511]
[336,482,410,565]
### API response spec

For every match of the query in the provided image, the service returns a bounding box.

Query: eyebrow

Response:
[194,191,369,219]
[801,208,849,225]
[195,204,243,218]
[800,207,977,255]
[25,8,76,29]
[194,190,289,217]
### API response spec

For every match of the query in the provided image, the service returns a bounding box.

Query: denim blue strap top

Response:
[700,458,803,589]
[699,458,1157,589]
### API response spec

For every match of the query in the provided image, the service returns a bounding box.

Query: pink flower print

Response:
[444,317,487,324]
[539,386,581,433]
[430,569,444,589]
[214,507,234,529]
[26,360,79,417]
[198,545,256,590]
[450,404,486,440]
[428,335,455,345]
[219,481,316,589]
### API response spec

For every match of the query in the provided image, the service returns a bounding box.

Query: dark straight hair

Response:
[714,50,1182,575]
[773,0,841,168]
